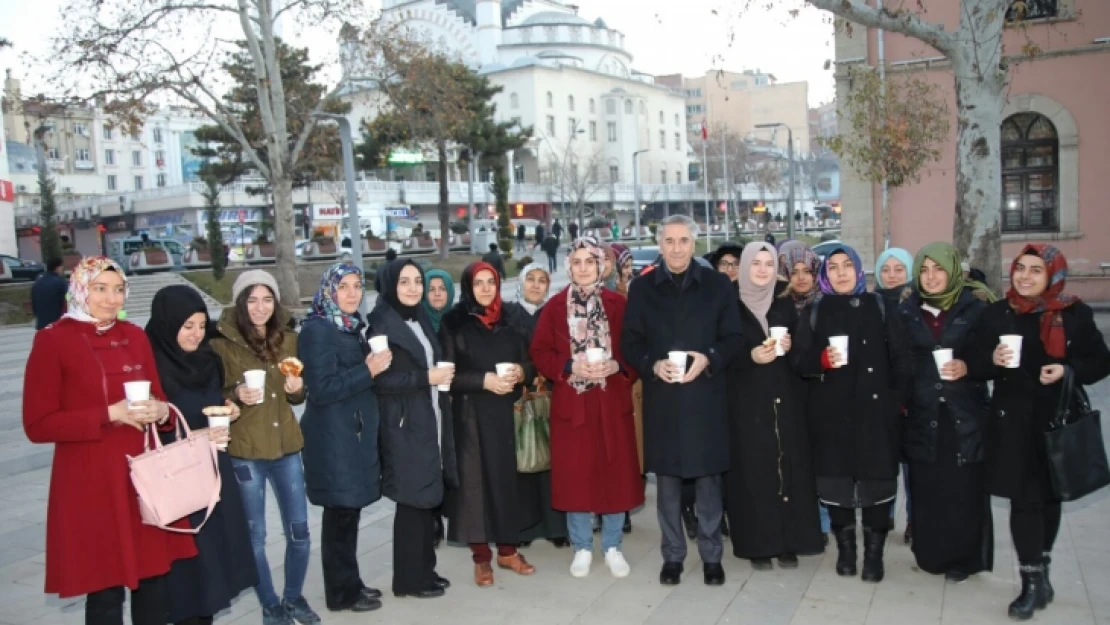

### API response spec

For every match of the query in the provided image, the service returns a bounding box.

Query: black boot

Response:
[1043,553,1054,603]
[681,505,699,541]
[860,528,887,583]
[834,526,857,577]
[1008,564,1048,620]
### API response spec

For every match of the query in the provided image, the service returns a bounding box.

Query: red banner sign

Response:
[0,180,13,203]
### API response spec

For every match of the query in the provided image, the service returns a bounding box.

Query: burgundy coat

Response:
[23,319,196,598]
[530,288,644,514]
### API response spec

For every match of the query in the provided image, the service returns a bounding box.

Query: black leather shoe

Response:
[751,558,773,571]
[394,586,446,599]
[360,586,382,599]
[433,575,451,589]
[660,562,683,585]
[704,563,726,586]
[549,537,570,548]
[347,595,382,612]
[778,553,799,569]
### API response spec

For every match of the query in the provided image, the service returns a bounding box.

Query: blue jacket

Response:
[31,272,68,330]
[298,316,382,509]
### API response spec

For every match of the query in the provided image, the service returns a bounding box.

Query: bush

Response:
[498,238,514,259]
[516,255,534,271]
[449,220,469,234]
[190,236,209,251]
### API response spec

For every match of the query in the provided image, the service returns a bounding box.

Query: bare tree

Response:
[42,0,367,304]
[546,148,610,229]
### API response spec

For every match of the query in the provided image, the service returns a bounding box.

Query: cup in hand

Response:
[1000,334,1023,368]
[933,348,954,380]
[668,350,687,382]
[586,347,606,363]
[495,362,514,379]
[243,369,266,405]
[770,326,788,357]
[828,336,849,367]
[123,380,151,408]
[369,335,389,354]
[207,416,231,450]
[436,362,455,392]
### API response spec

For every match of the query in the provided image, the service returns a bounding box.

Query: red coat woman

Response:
[23,257,195,616]
[531,237,643,577]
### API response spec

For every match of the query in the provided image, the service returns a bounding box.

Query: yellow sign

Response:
[753,204,766,213]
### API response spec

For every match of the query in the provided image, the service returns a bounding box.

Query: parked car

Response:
[0,255,45,281]
[629,245,711,277]
[107,236,186,273]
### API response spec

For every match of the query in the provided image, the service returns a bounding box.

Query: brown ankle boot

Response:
[474,562,494,587]
[496,552,536,575]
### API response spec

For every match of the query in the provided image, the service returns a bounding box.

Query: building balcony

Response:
[74,160,95,171]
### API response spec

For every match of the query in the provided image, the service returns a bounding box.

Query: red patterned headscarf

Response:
[566,237,611,394]
[461,262,503,329]
[1006,244,1077,358]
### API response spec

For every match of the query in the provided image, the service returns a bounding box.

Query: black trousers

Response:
[393,504,437,594]
[827,503,891,532]
[175,618,214,625]
[1010,500,1062,564]
[85,575,167,625]
[321,507,364,610]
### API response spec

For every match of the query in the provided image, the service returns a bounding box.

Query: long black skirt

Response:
[909,406,994,576]
[519,471,568,541]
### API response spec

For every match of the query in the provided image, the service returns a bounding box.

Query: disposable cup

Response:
[436,362,455,392]
[207,416,230,450]
[586,348,606,363]
[369,335,389,354]
[933,348,954,380]
[829,336,849,367]
[243,369,266,405]
[1000,335,1023,369]
[124,380,151,408]
[496,363,514,378]
[770,326,788,357]
[669,350,687,381]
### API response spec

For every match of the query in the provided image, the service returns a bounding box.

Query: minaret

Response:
[475,0,503,66]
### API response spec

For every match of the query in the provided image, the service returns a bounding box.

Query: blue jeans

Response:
[819,503,831,533]
[232,453,311,609]
[567,512,624,552]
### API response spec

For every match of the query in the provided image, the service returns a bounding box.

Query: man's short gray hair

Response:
[658,214,699,237]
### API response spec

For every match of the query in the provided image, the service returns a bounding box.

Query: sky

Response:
[0,0,835,107]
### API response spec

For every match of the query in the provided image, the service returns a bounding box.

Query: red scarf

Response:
[464,262,503,329]
[1005,244,1077,358]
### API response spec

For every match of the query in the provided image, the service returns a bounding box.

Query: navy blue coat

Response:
[298,316,382,509]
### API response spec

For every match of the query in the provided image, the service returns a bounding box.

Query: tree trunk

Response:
[271,175,300,306]
[437,140,450,259]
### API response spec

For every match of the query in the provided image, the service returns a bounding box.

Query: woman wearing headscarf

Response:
[146,286,258,625]
[423,269,455,334]
[726,242,823,571]
[896,243,995,583]
[531,237,643,579]
[440,262,539,587]
[790,245,912,584]
[967,244,1110,619]
[369,260,457,599]
[608,243,634,296]
[778,242,822,314]
[24,257,195,625]
[299,264,391,613]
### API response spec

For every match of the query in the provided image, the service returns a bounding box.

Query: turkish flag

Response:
[701,122,708,141]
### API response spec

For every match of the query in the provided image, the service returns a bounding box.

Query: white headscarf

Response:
[517,263,552,315]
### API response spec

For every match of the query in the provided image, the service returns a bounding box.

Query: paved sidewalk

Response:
[0,316,1107,624]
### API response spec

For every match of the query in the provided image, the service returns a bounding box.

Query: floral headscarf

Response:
[817,245,867,296]
[308,263,364,334]
[566,237,611,394]
[516,263,551,315]
[1006,243,1077,358]
[608,243,632,294]
[64,255,128,331]
[778,243,821,311]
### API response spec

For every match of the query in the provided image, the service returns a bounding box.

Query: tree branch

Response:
[806,0,957,56]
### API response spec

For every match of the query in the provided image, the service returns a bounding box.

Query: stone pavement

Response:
[0,308,1108,624]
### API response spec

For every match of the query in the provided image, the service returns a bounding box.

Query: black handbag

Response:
[1043,366,1110,502]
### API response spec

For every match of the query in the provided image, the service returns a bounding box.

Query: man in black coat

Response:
[31,258,68,330]
[551,219,562,243]
[533,223,546,250]
[622,214,744,587]
[515,223,527,252]
[541,235,559,273]
[481,243,506,279]
[568,221,579,241]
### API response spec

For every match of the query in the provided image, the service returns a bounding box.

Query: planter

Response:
[364,238,388,255]
[303,239,340,261]
[246,243,277,265]
[183,248,213,268]
[128,249,174,274]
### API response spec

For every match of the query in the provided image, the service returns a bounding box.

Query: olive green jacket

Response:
[211,307,306,460]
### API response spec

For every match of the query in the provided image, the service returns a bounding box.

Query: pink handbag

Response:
[127,404,221,534]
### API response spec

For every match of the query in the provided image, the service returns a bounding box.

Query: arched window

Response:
[510,93,519,109]
[546,91,553,108]
[1001,112,1058,232]
[624,99,633,114]
[568,95,575,111]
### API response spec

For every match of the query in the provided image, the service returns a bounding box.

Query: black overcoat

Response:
[621,260,744,477]
[368,298,458,510]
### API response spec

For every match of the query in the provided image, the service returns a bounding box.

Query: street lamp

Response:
[560,122,587,232]
[631,148,650,244]
[311,112,362,270]
[755,122,796,240]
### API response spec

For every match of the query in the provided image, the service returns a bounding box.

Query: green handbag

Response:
[514,378,552,473]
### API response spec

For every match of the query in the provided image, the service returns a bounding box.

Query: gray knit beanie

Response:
[232,269,281,303]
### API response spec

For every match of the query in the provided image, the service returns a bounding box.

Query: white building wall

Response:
[0,115,16,255]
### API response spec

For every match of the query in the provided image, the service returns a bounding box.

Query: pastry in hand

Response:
[279,357,304,377]
[762,337,777,349]
[202,405,234,417]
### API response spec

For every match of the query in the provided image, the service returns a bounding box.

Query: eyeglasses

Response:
[718,261,740,270]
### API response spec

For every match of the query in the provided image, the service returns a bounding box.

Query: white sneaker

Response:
[570,549,593,578]
[604,548,631,578]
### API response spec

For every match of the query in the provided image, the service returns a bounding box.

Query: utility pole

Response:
[701,124,711,250]
[311,113,362,270]
[632,148,649,245]
[755,122,796,240]
[721,124,730,240]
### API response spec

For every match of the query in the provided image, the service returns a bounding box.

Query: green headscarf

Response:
[914,242,995,310]
[422,269,455,332]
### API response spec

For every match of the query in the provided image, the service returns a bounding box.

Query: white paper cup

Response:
[369,335,389,354]
[207,416,230,450]
[586,347,605,363]
[1000,334,1023,369]
[124,380,151,408]
[243,369,266,404]
[933,348,954,380]
[436,362,455,392]
[829,336,849,367]
[496,363,514,378]
[669,350,687,381]
[770,327,788,357]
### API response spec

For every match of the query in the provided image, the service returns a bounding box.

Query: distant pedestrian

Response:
[482,243,506,279]
[542,235,560,272]
[534,224,546,249]
[611,222,621,240]
[568,222,579,241]
[31,258,68,330]
[764,232,776,246]
[552,219,563,243]
[516,223,527,252]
